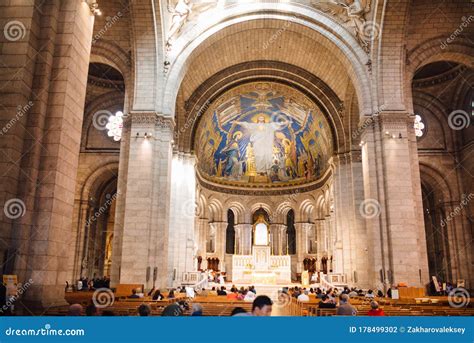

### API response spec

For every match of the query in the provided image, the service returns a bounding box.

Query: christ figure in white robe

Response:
[236,116,279,174]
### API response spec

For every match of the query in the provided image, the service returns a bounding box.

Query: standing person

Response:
[336,294,357,316]
[252,295,273,316]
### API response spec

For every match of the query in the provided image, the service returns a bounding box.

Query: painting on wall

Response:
[195,82,333,187]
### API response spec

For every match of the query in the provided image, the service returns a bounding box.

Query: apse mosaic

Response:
[195,82,333,187]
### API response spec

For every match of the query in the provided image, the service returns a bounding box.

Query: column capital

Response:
[125,111,175,130]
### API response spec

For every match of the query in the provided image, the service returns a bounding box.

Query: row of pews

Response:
[301,296,474,316]
[44,291,473,317]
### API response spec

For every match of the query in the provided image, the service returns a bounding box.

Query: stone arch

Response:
[249,202,273,222]
[299,199,315,223]
[405,37,474,112]
[208,198,224,222]
[90,40,131,87]
[275,201,294,224]
[164,6,372,117]
[418,163,454,202]
[182,61,346,154]
[227,201,247,224]
[412,91,451,150]
[82,91,125,149]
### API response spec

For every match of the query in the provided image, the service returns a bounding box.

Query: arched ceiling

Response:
[168,15,372,126]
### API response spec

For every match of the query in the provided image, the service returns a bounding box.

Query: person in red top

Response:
[227,290,238,300]
[367,301,385,316]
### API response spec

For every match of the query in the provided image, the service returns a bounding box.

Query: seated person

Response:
[167,290,176,299]
[138,304,151,317]
[348,288,359,297]
[217,286,227,296]
[365,289,375,298]
[231,307,248,316]
[367,301,385,316]
[336,294,358,316]
[244,289,256,302]
[128,288,140,299]
[227,290,238,300]
[209,287,217,296]
[297,290,310,302]
[152,289,164,301]
[318,294,336,308]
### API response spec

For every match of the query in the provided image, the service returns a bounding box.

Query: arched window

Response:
[225,209,235,254]
[414,114,425,138]
[287,209,296,255]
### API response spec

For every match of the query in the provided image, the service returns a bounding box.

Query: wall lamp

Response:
[135,132,153,139]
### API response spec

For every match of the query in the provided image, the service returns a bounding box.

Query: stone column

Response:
[361,112,429,288]
[294,222,308,275]
[210,222,227,271]
[168,153,196,287]
[8,1,95,309]
[333,152,369,285]
[194,217,208,263]
[114,113,174,290]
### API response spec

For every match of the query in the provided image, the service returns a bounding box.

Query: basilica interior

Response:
[0,0,473,310]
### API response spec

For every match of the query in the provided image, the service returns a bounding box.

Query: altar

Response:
[231,215,291,284]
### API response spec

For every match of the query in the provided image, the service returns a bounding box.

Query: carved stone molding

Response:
[126,112,175,130]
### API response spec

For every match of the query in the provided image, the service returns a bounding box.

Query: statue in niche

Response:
[166,0,218,49]
[311,0,373,52]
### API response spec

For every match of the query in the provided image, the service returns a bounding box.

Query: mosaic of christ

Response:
[195,82,333,186]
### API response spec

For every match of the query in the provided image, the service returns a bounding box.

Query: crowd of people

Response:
[74,276,111,291]
[65,284,389,317]
[67,294,274,317]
